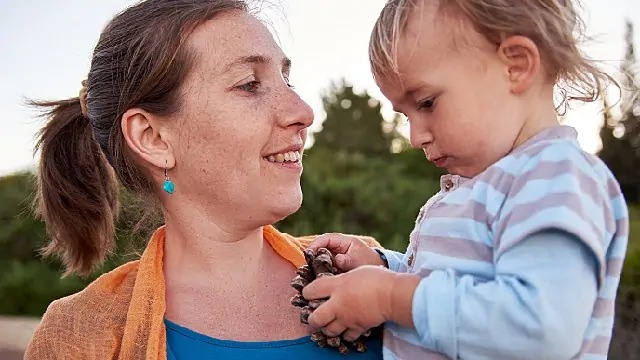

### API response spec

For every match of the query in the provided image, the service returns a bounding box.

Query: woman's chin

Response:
[268,190,303,222]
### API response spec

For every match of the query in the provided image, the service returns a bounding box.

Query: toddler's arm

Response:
[391,146,628,360]
[397,230,598,360]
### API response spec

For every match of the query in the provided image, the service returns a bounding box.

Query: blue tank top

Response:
[165,319,383,360]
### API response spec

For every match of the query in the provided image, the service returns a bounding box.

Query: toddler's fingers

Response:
[322,320,346,338]
[334,254,356,271]
[308,233,351,253]
[302,274,338,300]
[307,301,336,329]
[343,328,365,342]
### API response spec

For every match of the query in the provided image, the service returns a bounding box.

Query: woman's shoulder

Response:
[24,260,141,359]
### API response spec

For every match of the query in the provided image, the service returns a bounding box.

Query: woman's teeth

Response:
[266,151,301,163]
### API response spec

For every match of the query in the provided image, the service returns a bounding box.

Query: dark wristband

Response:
[374,248,389,268]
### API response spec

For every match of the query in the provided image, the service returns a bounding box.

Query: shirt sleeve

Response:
[410,230,598,359]
[493,146,614,286]
[377,248,406,272]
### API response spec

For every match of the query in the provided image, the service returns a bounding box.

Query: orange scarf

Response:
[25,226,377,359]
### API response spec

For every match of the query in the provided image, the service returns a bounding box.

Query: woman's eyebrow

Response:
[223,54,292,72]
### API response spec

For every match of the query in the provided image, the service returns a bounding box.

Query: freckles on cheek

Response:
[178,132,218,173]
[199,156,210,174]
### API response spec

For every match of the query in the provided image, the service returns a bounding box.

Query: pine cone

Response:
[290,247,379,354]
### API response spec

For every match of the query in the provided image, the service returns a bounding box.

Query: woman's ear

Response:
[121,108,175,172]
[497,35,542,94]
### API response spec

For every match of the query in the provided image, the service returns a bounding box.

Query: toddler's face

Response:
[376,3,527,178]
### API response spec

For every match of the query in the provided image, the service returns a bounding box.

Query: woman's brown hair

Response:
[31,0,248,277]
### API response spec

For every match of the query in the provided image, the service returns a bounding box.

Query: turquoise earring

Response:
[163,161,175,194]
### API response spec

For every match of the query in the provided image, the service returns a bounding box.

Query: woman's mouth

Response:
[264,150,301,163]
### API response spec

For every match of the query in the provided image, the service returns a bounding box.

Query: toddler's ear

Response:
[497,35,542,94]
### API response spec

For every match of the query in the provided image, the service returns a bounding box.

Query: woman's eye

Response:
[238,81,261,93]
[417,97,436,112]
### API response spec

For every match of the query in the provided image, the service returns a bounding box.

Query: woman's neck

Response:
[160,202,309,341]
[161,203,271,286]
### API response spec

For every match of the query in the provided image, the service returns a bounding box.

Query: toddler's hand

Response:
[308,233,385,271]
[302,265,395,341]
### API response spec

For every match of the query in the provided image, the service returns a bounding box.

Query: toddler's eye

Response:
[417,97,436,112]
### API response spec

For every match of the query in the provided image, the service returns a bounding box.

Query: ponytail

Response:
[31,97,119,277]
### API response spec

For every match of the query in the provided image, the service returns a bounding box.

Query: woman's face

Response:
[168,11,314,231]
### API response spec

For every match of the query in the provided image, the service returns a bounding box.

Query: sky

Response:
[0,0,638,176]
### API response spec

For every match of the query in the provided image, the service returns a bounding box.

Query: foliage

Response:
[599,21,640,202]
[0,172,147,315]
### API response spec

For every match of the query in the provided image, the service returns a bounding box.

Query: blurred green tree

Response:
[311,79,399,157]
[0,172,146,315]
[599,20,640,202]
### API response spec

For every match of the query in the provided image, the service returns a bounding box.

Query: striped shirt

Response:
[379,126,629,360]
